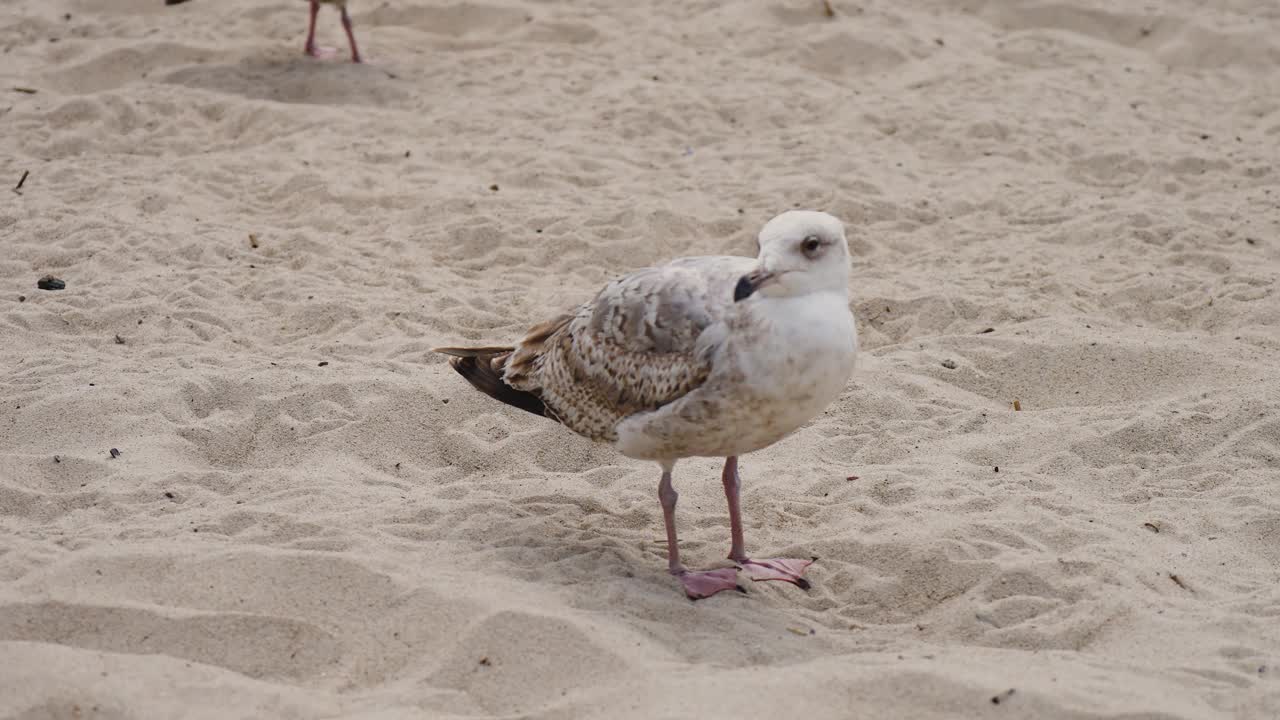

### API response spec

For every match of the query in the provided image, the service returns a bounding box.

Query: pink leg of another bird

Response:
[659,466,741,600]
[722,456,814,589]
[304,1,323,56]
[304,1,339,58]
[339,5,362,63]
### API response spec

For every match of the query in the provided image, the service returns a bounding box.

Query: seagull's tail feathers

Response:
[432,346,516,358]
[432,346,548,418]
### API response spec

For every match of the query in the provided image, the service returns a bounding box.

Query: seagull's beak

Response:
[733,268,777,302]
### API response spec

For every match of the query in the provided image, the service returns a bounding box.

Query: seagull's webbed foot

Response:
[675,567,744,600]
[735,557,815,589]
[305,44,339,59]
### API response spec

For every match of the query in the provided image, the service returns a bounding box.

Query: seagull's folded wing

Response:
[504,256,751,441]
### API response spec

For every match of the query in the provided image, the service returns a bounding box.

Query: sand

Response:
[2,0,1279,717]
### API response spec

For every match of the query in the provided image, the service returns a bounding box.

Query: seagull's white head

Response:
[734,210,850,303]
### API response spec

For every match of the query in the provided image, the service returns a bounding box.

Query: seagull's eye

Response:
[801,235,822,257]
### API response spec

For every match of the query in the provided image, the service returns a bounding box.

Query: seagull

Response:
[164,0,362,63]
[303,0,362,63]
[434,211,858,599]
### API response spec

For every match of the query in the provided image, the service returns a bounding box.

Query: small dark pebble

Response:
[994,466,999,472]
[479,657,491,666]
[934,37,945,46]
[488,184,499,192]
[109,448,121,459]
[442,398,450,404]
[1245,237,1257,245]
[318,361,329,367]
[18,295,25,302]
[979,327,995,334]
[404,150,411,158]
[164,491,175,499]
[1199,133,1210,140]
[53,455,61,463]
[37,276,66,291]
[941,359,957,369]
[114,334,125,344]
[395,462,401,470]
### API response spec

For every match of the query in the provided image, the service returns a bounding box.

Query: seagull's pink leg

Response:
[722,456,814,589]
[339,5,362,63]
[659,467,742,600]
[304,1,337,58]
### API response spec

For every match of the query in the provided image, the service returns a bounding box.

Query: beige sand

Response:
[2,0,1279,717]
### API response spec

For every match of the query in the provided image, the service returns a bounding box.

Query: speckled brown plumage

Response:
[438,256,751,443]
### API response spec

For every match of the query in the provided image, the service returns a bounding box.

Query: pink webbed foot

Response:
[737,557,815,589]
[305,45,339,59]
[676,567,744,600]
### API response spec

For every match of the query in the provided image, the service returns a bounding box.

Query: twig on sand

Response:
[991,688,1016,705]
[822,0,836,17]
[13,170,28,194]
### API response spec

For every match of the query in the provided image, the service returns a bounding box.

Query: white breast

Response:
[614,291,857,461]
[728,292,857,447]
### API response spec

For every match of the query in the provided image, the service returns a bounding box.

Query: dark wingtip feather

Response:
[447,353,547,418]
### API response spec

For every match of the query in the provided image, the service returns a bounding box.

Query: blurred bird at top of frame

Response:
[165,0,363,64]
